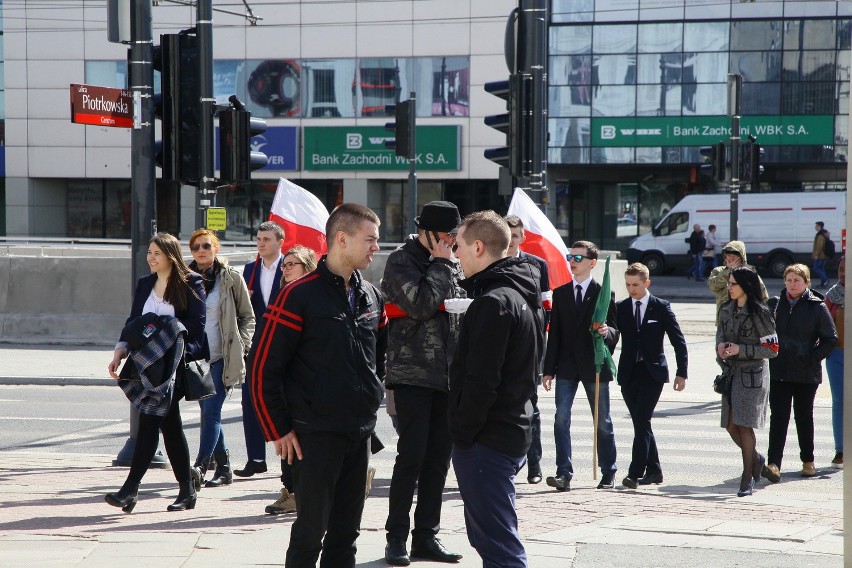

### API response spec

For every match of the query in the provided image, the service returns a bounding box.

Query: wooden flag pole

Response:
[593,371,600,480]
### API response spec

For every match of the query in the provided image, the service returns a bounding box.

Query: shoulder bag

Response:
[182,358,216,401]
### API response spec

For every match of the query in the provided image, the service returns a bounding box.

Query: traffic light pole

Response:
[518,0,548,210]
[407,92,417,236]
[728,74,742,242]
[197,0,215,228]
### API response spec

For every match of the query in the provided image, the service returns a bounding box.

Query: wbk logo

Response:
[601,125,616,140]
[346,133,363,149]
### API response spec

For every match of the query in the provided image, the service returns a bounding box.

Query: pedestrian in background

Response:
[812,221,831,288]
[187,229,255,491]
[705,224,722,271]
[450,211,542,568]
[707,241,768,325]
[824,255,845,469]
[382,201,464,566]
[106,232,208,513]
[717,266,777,497]
[764,264,836,482]
[687,224,705,282]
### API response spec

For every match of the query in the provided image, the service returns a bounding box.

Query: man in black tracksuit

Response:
[449,211,543,568]
[250,204,387,568]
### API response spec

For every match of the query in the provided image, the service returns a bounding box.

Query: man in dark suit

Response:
[542,240,620,491]
[505,215,550,485]
[617,262,688,489]
[235,222,285,487]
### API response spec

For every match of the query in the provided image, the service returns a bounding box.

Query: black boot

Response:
[205,450,233,487]
[191,455,212,491]
[167,481,197,511]
[105,479,139,513]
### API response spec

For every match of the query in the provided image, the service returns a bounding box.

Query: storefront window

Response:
[67,181,103,238]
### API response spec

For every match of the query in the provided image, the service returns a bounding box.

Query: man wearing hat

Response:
[707,240,768,324]
[382,201,465,566]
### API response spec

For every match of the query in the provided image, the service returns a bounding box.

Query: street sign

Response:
[206,207,227,230]
[70,83,133,128]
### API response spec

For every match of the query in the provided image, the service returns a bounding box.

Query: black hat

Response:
[415,201,460,233]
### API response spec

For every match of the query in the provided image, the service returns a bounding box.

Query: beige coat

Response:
[214,264,255,388]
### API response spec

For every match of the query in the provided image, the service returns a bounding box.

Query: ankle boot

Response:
[167,481,197,511]
[105,480,140,513]
[205,450,233,487]
[191,455,212,491]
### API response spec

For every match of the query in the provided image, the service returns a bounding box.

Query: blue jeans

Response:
[452,443,527,568]
[554,379,617,478]
[813,258,828,285]
[692,253,704,280]
[198,359,227,458]
[826,348,844,452]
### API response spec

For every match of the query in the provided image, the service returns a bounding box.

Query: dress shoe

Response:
[622,476,639,489]
[637,472,664,485]
[762,463,781,483]
[752,453,766,483]
[801,461,817,477]
[831,452,844,469]
[545,474,570,492]
[596,473,615,489]
[527,463,543,484]
[234,460,268,478]
[737,477,754,497]
[385,538,410,566]
[410,537,463,563]
[205,450,233,487]
[167,482,197,512]
[105,482,139,514]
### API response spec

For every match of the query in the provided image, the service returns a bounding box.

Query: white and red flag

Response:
[507,187,572,293]
[269,178,329,255]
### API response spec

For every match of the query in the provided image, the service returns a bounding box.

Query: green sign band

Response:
[590,115,834,147]
[304,125,461,171]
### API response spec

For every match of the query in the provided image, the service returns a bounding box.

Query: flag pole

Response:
[593,371,600,480]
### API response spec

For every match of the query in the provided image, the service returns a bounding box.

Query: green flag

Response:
[591,256,617,379]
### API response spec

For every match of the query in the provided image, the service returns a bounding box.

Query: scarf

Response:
[189,259,222,295]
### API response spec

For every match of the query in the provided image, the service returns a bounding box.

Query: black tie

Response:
[575,284,583,312]
[635,300,643,362]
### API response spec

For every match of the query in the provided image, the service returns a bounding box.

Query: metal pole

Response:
[843,43,852,563]
[197,0,215,228]
[519,0,548,212]
[728,74,742,242]
[407,92,418,235]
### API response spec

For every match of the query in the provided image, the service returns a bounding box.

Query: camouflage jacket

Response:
[381,235,465,392]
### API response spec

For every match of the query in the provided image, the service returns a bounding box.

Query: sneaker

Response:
[831,452,844,469]
[801,461,817,477]
[365,465,376,498]
[265,488,296,515]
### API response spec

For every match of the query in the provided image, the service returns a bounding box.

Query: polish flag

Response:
[507,187,572,291]
[269,178,329,255]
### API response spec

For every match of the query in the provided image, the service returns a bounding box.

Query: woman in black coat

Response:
[105,232,209,513]
[764,264,837,482]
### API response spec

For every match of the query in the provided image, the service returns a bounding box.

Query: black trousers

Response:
[526,376,542,468]
[620,363,665,479]
[128,390,192,488]
[286,432,369,568]
[385,385,453,542]
[768,380,819,468]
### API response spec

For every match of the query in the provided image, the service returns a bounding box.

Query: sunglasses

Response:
[726,281,740,288]
[570,254,592,263]
[283,261,304,269]
[190,242,213,252]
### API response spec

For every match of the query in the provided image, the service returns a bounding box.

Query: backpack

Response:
[822,232,836,259]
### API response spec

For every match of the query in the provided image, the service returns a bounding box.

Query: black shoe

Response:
[637,472,664,485]
[167,483,197,512]
[191,455,212,491]
[410,537,463,563]
[205,450,233,487]
[105,482,139,513]
[527,463,543,484]
[385,539,410,566]
[234,460,268,478]
[622,476,638,489]
[596,473,615,489]
[545,474,570,491]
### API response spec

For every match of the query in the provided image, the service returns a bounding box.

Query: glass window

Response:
[683,52,728,83]
[731,20,782,51]
[591,85,636,117]
[354,58,407,117]
[85,61,128,90]
[550,87,591,117]
[302,60,357,118]
[802,20,835,50]
[105,180,132,238]
[552,0,593,23]
[213,60,246,106]
[423,56,470,117]
[241,60,302,118]
[682,83,727,115]
[730,51,782,82]
[592,54,636,85]
[782,50,836,81]
[551,26,591,55]
[637,84,681,116]
[838,50,851,82]
[592,147,634,164]
[67,181,103,238]
[549,146,590,164]
[637,53,682,84]
[781,82,838,114]
[635,147,662,164]
[593,25,637,54]
[656,211,689,237]
[638,23,682,54]
[835,115,848,148]
[549,117,590,148]
[742,82,780,115]
[838,20,852,50]
[684,21,729,52]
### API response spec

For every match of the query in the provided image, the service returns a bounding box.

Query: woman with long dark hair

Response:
[717,266,778,497]
[106,232,208,512]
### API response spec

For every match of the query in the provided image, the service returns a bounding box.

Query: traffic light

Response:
[699,142,726,182]
[219,95,269,182]
[384,99,414,159]
[152,31,199,186]
[484,76,519,177]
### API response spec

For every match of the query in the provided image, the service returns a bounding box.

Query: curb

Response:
[0,376,115,386]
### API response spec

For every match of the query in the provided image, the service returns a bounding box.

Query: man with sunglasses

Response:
[382,201,465,566]
[543,240,620,491]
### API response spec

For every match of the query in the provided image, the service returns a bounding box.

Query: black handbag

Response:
[713,364,733,396]
[182,359,216,401]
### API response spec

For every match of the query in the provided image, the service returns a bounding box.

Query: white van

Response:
[625,192,846,277]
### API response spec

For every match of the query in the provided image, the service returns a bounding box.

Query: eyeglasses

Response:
[570,254,592,263]
[726,281,740,288]
[283,261,304,269]
[190,243,213,252]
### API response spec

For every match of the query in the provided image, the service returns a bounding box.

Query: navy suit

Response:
[616,294,687,479]
[241,256,284,462]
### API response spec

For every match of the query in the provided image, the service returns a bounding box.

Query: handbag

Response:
[713,364,733,396]
[182,358,216,401]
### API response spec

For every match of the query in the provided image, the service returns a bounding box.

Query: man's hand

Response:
[594,322,609,336]
[430,237,454,260]
[272,430,303,465]
[542,374,554,392]
[673,376,686,391]
[108,347,127,379]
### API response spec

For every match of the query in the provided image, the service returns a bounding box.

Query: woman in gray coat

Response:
[717,266,778,497]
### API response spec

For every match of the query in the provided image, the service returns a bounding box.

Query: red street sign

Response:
[70,83,133,128]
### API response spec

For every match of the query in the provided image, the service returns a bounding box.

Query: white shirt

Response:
[259,254,282,306]
[633,291,650,325]
[574,276,593,302]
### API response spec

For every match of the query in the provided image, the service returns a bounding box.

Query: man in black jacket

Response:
[449,211,542,568]
[250,204,388,567]
[382,201,464,566]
